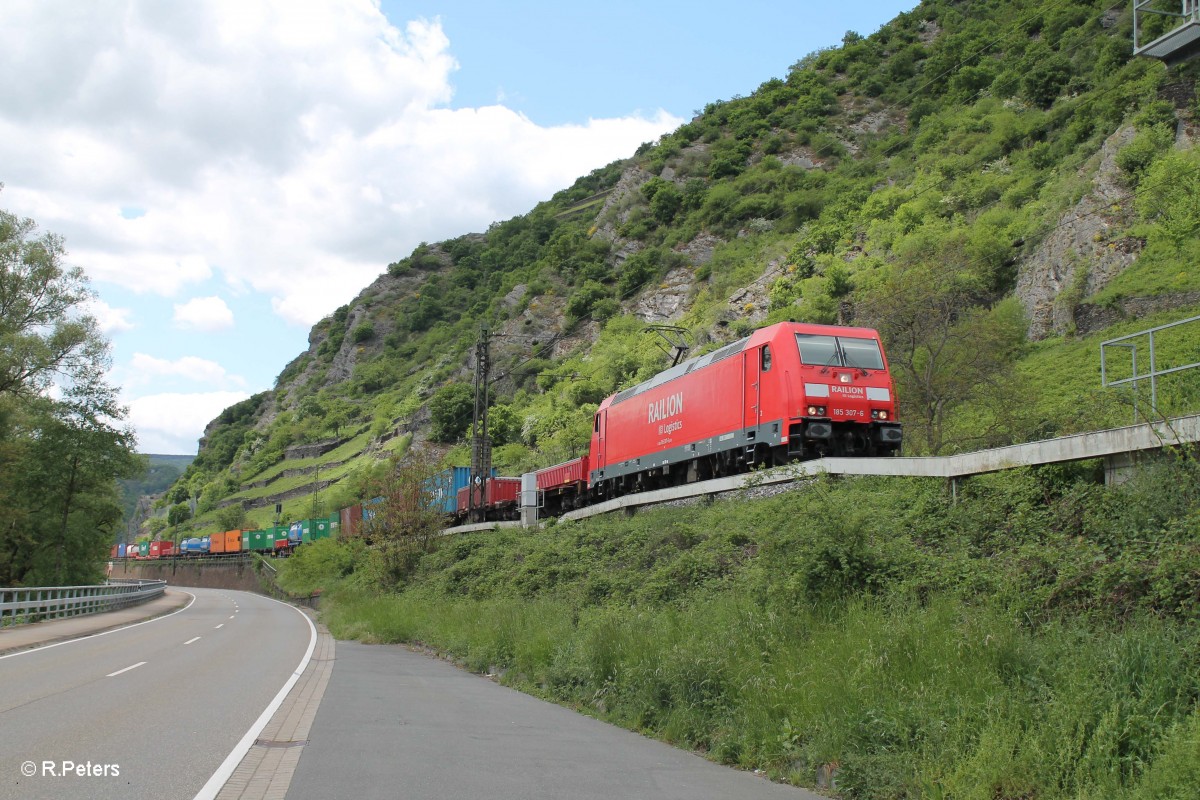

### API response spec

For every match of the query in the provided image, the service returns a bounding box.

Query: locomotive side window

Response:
[840,337,885,370]
[761,344,772,371]
[795,334,838,366]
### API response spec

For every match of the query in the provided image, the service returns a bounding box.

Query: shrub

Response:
[565,281,611,322]
[352,323,375,343]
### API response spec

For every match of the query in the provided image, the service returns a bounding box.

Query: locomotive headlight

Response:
[839,372,852,383]
[807,405,827,416]
[871,410,889,420]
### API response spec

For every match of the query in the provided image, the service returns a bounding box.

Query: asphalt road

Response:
[286,641,825,800]
[0,587,313,800]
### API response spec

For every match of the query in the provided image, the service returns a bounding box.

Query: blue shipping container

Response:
[361,496,384,526]
[423,467,496,515]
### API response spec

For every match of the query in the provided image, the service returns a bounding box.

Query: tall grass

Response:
[323,590,1200,799]
[296,459,1200,799]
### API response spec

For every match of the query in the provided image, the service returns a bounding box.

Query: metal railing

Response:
[1101,313,1200,421]
[1134,0,1200,63]
[0,580,166,626]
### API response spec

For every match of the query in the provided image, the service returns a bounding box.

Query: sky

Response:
[0,0,918,455]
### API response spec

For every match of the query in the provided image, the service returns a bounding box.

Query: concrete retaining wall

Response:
[110,558,276,595]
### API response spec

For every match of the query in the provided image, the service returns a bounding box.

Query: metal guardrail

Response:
[1101,313,1200,421]
[0,580,166,626]
[1134,0,1200,64]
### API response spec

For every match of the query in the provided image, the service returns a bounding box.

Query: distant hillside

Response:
[119,454,195,538]
[160,0,1200,538]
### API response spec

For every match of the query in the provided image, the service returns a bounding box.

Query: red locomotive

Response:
[457,321,901,521]
[526,321,901,512]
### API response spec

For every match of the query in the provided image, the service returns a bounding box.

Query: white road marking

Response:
[192,601,317,800]
[229,615,235,619]
[107,661,146,677]
[215,624,224,629]
[184,637,201,645]
[0,592,197,661]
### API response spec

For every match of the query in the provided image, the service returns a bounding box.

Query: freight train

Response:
[114,518,342,560]
[531,320,902,516]
[116,321,902,551]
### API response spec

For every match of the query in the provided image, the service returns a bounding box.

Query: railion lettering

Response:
[647,392,684,424]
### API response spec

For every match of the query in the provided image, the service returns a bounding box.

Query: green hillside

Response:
[163,1,1200,796]
[160,0,1200,536]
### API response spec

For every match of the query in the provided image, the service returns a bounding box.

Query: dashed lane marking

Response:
[107,661,146,677]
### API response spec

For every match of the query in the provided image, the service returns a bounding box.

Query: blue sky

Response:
[0,0,917,454]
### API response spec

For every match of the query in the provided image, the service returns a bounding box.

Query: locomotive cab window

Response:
[795,334,838,366]
[840,337,885,370]
[760,344,772,371]
[795,334,884,370]
[594,413,600,432]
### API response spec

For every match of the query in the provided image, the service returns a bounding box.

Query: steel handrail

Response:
[0,580,166,626]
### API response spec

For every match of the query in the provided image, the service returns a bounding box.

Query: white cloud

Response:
[173,296,235,331]
[128,353,246,388]
[0,1,682,325]
[127,390,251,454]
[83,297,135,334]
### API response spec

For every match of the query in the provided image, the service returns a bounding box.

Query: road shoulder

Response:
[215,610,336,800]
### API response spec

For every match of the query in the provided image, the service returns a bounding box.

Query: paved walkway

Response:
[0,589,192,656]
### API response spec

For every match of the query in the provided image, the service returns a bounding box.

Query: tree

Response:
[0,203,107,397]
[168,502,193,528]
[859,261,1026,455]
[429,383,474,443]
[13,376,141,584]
[167,482,191,505]
[0,198,141,585]
[214,503,247,531]
[360,451,446,588]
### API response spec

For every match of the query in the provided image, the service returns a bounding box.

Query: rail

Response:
[1101,313,1200,421]
[0,580,166,626]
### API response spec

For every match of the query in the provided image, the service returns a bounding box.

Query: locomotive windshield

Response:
[795,334,885,370]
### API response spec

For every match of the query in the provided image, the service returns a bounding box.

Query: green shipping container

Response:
[246,529,275,552]
[139,541,150,556]
[301,518,332,544]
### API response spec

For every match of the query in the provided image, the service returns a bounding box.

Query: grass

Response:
[321,590,1200,799]
[1012,302,1200,435]
[291,457,1200,799]
[1090,238,1200,306]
